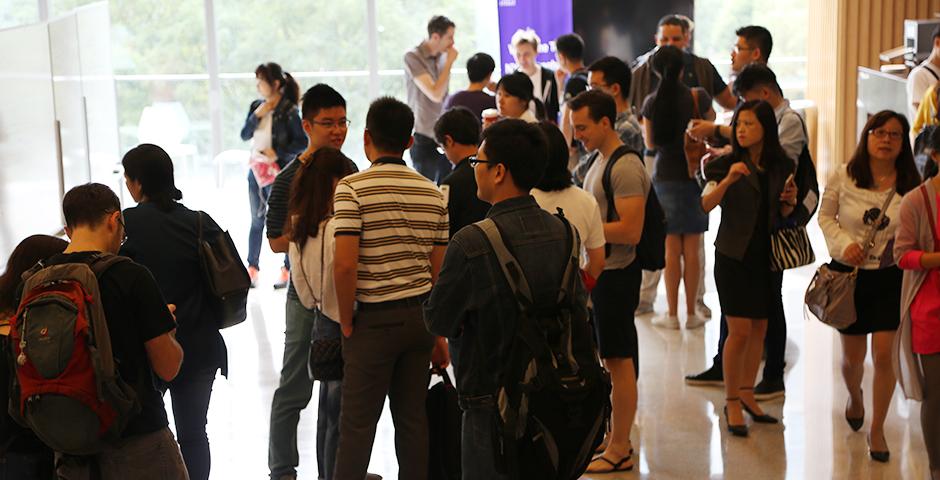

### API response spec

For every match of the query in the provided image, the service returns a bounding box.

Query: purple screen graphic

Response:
[497,0,574,75]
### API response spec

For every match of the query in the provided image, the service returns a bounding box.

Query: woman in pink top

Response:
[894,128,940,480]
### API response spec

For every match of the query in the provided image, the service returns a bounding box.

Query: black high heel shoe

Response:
[868,434,890,463]
[845,389,864,432]
[724,398,748,437]
[740,387,779,424]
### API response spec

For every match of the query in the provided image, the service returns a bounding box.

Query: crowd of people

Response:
[0,11,939,480]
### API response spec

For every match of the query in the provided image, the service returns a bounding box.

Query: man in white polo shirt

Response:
[331,97,450,480]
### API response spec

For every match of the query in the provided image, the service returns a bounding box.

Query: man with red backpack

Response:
[14,183,186,479]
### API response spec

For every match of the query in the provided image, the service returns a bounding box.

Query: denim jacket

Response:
[240,97,306,169]
[424,195,580,397]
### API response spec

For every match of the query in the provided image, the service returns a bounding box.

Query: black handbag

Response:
[426,367,461,480]
[196,212,250,329]
[308,335,343,381]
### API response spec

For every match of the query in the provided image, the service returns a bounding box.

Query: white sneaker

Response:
[685,314,707,329]
[696,300,712,318]
[652,314,680,329]
[636,302,654,315]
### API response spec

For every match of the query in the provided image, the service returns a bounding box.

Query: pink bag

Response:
[249,153,280,188]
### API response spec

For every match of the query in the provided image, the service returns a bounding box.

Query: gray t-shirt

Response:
[404,44,447,137]
[583,149,651,269]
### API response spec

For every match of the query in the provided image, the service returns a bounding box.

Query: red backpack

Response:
[9,254,139,454]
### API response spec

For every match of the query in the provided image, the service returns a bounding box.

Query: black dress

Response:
[714,170,773,318]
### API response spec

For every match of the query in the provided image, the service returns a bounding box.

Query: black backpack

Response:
[780,112,820,227]
[196,212,250,329]
[472,215,610,479]
[601,146,666,271]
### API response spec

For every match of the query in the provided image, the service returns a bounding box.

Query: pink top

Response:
[899,192,940,354]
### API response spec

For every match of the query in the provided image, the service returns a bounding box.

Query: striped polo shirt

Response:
[333,157,449,303]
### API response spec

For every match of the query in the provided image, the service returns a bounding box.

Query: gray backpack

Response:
[10,254,139,454]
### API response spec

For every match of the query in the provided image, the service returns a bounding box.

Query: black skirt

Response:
[714,251,772,318]
[829,261,902,335]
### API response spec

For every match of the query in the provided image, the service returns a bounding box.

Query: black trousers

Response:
[410,133,451,184]
[714,270,786,380]
[161,369,216,480]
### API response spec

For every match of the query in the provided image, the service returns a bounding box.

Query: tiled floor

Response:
[174,178,932,480]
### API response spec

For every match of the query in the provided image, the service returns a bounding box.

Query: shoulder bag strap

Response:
[474,219,533,308]
[920,185,938,251]
[690,88,702,120]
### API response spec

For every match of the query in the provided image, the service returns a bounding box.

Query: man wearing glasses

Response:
[265,84,364,480]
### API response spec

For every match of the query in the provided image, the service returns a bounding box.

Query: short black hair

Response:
[658,14,690,33]
[480,119,547,191]
[555,33,584,61]
[535,122,573,192]
[428,15,455,37]
[466,53,496,83]
[588,56,632,100]
[567,90,617,128]
[301,84,346,121]
[735,25,774,62]
[366,96,415,153]
[933,24,940,40]
[434,107,481,146]
[62,183,121,229]
[733,63,783,97]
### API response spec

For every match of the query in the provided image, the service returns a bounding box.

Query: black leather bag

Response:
[308,336,343,381]
[427,367,461,480]
[197,212,250,329]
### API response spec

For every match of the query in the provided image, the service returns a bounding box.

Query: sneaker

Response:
[273,266,289,290]
[248,266,259,289]
[684,364,724,386]
[366,474,383,480]
[651,314,680,329]
[685,314,707,329]
[696,299,712,318]
[635,301,654,315]
[754,377,786,401]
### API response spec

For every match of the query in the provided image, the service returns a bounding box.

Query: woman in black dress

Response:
[702,100,796,436]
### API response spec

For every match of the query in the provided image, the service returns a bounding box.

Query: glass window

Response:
[694,0,808,100]
[0,0,38,29]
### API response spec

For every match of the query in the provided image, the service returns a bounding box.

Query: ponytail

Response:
[283,72,300,106]
[531,98,547,122]
[255,62,299,105]
[649,45,687,147]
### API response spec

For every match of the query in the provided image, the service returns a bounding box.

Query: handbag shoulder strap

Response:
[860,190,896,256]
[690,88,702,120]
[920,184,938,251]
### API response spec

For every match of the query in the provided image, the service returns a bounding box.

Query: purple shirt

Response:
[443,90,496,120]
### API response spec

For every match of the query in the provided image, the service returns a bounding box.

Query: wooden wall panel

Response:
[807,0,940,183]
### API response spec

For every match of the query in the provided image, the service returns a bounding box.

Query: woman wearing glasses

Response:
[819,110,921,462]
[240,62,305,288]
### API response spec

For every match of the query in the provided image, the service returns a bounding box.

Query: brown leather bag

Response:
[684,88,708,180]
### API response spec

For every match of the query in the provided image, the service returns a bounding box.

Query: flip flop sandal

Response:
[586,454,633,473]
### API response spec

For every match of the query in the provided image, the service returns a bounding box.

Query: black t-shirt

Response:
[563,69,589,104]
[121,203,227,381]
[45,252,176,437]
[641,87,712,182]
[440,158,491,238]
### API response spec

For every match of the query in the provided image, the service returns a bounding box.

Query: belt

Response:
[356,292,430,312]
[458,393,496,411]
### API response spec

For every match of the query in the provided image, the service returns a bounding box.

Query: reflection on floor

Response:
[173,179,931,480]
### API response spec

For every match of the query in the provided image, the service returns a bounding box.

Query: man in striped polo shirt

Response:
[332,97,450,480]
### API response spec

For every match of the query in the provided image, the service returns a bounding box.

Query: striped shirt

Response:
[333,157,449,302]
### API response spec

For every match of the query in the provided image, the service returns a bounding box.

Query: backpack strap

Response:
[602,146,641,257]
[88,253,129,277]
[474,219,533,309]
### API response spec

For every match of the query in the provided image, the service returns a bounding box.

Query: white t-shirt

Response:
[907,61,940,121]
[252,110,273,154]
[531,186,606,268]
[818,166,903,270]
[289,218,340,321]
[527,67,543,102]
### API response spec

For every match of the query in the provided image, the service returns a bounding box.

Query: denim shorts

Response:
[653,179,708,235]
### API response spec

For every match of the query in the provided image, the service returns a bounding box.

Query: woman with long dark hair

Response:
[240,62,305,288]
[0,235,67,479]
[895,126,940,480]
[702,100,796,437]
[120,143,228,480]
[482,71,545,128]
[641,45,714,330]
[820,110,920,462]
[285,147,355,480]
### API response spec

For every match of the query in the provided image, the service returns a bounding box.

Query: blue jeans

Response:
[269,294,317,479]
[460,409,508,480]
[410,134,450,184]
[313,312,342,480]
[160,369,216,480]
[247,170,288,270]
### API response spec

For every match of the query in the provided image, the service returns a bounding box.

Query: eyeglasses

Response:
[468,156,495,168]
[311,119,351,130]
[869,129,903,141]
[116,214,127,244]
[732,44,752,54]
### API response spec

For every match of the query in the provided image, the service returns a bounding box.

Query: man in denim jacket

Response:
[424,119,574,478]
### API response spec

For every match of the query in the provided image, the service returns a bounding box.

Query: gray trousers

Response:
[921,353,940,470]
[332,300,435,480]
[56,427,189,480]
